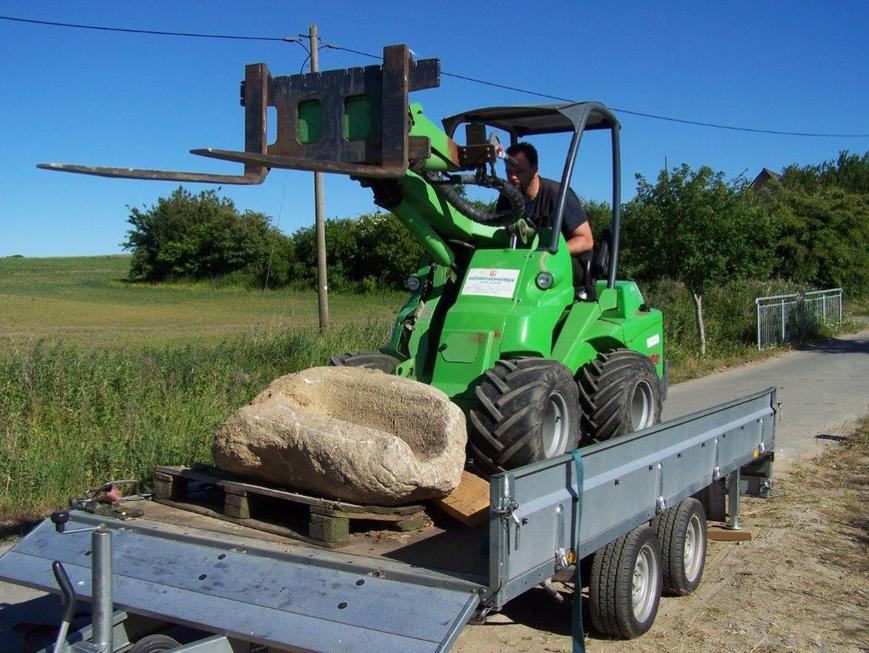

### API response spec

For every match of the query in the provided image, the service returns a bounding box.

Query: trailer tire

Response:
[468,358,580,475]
[652,498,707,596]
[129,635,181,653]
[328,351,400,374]
[578,349,662,444]
[589,525,663,639]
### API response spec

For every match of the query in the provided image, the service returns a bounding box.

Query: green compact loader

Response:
[41,44,668,475]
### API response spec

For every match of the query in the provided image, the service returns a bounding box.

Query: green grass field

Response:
[0,255,405,349]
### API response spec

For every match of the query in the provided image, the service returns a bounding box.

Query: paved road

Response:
[1,329,867,651]
[664,327,869,463]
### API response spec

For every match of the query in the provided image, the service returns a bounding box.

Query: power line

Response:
[322,43,869,139]
[0,14,298,42]
[3,14,867,138]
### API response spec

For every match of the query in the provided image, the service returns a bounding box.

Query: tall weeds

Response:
[0,323,388,522]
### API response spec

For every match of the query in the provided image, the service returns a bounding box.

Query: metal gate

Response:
[756,288,843,349]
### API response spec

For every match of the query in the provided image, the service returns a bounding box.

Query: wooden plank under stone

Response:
[433,470,490,527]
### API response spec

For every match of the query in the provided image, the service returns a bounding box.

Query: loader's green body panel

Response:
[383,230,664,408]
[378,102,664,410]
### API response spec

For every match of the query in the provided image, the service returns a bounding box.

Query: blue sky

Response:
[1,1,867,257]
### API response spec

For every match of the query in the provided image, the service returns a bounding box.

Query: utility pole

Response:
[309,24,330,333]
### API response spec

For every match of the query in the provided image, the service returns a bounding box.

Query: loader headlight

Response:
[536,272,554,289]
[405,276,421,292]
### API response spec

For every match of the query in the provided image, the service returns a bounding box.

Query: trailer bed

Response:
[0,387,777,652]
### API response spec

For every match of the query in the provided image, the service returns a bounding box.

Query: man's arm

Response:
[566,221,594,255]
[562,187,594,255]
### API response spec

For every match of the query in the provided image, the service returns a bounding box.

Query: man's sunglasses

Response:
[505,162,530,174]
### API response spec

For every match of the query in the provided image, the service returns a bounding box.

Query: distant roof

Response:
[749,167,781,190]
[441,102,620,139]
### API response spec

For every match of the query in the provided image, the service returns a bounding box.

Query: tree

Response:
[779,150,869,196]
[290,218,363,289]
[755,183,868,295]
[622,165,775,354]
[354,212,425,288]
[123,187,287,284]
[751,151,869,296]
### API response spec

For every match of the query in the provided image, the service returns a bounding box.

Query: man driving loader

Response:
[496,142,594,295]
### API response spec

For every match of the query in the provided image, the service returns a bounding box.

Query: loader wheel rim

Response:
[542,391,569,458]
[630,380,655,430]
[631,542,658,622]
[684,513,704,582]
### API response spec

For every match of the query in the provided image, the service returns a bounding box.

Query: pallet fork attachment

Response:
[37,45,440,184]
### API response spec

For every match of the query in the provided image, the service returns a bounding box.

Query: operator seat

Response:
[580,227,611,301]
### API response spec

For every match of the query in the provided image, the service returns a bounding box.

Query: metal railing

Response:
[756,288,843,349]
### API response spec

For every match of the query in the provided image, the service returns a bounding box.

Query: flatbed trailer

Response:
[0,388,777,652]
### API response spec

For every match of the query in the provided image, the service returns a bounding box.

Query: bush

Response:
[290,212,424,291]
[123,187,291,284]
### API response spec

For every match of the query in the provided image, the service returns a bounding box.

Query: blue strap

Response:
[571,449,585,653]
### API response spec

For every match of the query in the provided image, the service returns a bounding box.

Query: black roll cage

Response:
[442,102,622,289]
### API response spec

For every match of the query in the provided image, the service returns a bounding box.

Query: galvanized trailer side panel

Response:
[0,513,482,653]
[488,387,776,608]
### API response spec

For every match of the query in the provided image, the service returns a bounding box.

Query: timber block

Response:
[708,525,756,542]
[224,492,250,519]
[309,513,350,544]
[152,471,186,501]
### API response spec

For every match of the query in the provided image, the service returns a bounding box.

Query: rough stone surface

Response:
[212,366,468,505]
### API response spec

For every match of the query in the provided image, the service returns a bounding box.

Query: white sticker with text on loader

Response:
[462,268,521,299]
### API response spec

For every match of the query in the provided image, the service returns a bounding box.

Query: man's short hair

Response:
[506,142,538,168]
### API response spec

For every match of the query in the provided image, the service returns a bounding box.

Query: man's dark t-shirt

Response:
[496,177,588,239]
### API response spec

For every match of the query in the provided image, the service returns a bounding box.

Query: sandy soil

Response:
[454,423,869,653]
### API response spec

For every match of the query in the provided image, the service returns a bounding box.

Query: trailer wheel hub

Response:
[683,513,704,582]
[631,542,658,622]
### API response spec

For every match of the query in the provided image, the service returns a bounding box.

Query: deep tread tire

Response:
[328,351,400,374]
[651,498,707,596]
[129,635,181,653]
[589,526,663,639]
[578,349,662,444]
[468,358,580,475]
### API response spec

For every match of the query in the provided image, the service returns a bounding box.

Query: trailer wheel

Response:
[129,634,181,653]
[468,358,580,475]
[652,498,707,595]
[578,349,661,444]
[589,525,663,639]
[328,351,400,374]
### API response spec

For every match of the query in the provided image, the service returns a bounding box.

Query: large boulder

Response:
[212,366,467,506]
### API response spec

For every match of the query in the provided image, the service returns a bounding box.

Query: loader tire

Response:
[468,358,580,476]
[328,351,400,374]
[577,349,661,444]
[589,525,663,639]
[651,497,707,596]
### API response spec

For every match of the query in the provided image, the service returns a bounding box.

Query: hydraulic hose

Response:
[424,172,525,226]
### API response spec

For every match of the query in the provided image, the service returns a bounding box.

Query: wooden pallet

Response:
[152,465,428,547]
